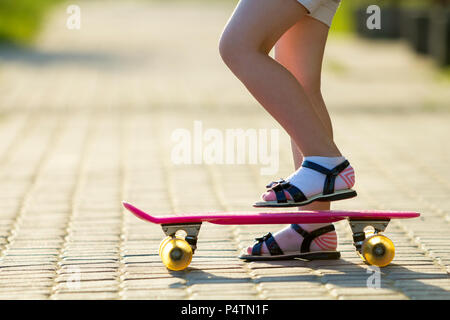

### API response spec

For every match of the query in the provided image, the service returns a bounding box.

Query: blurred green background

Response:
[0,0,449,66]
[0,0,440,41]
[0,0,63,44]
[0,0,365,43]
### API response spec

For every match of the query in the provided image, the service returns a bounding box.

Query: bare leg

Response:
[276,16,334,211]
[219,0,341,157]
[223,7,346,257]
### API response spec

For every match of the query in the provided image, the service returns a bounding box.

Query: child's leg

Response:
[279,15,334,211]
[243,17,336,258]
[220,0,355,208]
[219,0,340,158]
[276,15,334,141]
[236,10,351,257]
[260,13,355,206]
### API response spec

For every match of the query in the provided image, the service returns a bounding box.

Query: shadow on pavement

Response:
[168,259,450,299]
[0,44,126,69]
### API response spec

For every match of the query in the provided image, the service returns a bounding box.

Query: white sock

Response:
[287,156,355,198]
[247,223,338,255]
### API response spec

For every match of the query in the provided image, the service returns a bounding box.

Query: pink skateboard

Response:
[122,201,420,270]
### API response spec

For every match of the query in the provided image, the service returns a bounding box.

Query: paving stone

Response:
[53,292,119,300]
[124,289,188,300]
[190,293,259,300]
[338,294,408,300]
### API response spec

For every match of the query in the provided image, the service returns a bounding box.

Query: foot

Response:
[242,223,338,259]
[256,156,356,207]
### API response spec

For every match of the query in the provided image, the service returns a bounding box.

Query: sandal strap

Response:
[270,181,307,204]
[270,182,288,203]
[290,224,335,253]
[252,232,284,256]
[302,160,350,195]
[266,178,285,189]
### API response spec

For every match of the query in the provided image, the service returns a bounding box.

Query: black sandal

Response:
[254,160,357,208]
[239,224,341,261]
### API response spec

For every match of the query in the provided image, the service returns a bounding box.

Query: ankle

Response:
[303,156,346,169]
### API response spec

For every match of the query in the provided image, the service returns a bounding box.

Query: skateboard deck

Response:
[122,201,420,271]
[123,201,419,225]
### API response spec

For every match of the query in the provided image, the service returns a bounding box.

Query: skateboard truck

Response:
[347,219,395,267]
[158,223,202,271]
[348,219,390,252]
[161,223,202,253]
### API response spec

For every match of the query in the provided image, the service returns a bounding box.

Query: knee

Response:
[219,30,262,72]
[219,32,243,70]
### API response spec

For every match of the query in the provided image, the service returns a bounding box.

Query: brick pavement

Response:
[0,0,448,299]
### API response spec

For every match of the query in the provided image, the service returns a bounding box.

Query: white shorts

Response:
[298,0,341,27]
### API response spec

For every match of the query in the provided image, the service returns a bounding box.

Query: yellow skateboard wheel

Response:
[159,236,172,257]
[361,234,395,267]
[159,237,193,271]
